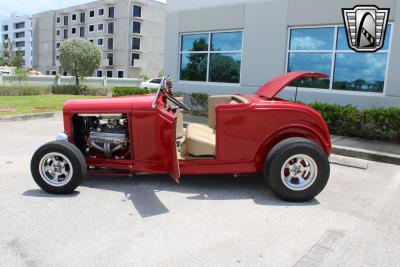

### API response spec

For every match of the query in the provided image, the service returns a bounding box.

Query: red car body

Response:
[62,72,331,183]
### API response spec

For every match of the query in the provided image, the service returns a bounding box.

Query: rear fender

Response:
[254,124,331,171]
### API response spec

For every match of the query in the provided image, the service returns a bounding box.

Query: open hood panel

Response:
[255,72,329,98]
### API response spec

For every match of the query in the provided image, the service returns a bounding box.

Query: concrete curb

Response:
[0,112,60,122]
[332,145,400,166]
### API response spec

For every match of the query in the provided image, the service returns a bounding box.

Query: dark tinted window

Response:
[108,7,115,18]
[132,37,140,50]
[180,53,208,82]
[211,32,242,51]
[181,34,208,52]
[290,28,334,50]
[209,53,241,83]
[333,53,387,92]
[107,22,114,34]
[132,21,141,34]
[107,38,113,50]
[80,12,85,23]
[133,5,142,17]
[79,26,85,37]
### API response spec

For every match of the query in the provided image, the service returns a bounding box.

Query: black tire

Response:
[31,141,87,194]
[264,137,330,202]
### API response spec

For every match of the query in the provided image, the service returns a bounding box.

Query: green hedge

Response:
[0,85,52,96]
[112,87,158,96]
[51,85,108,96]
[310,102,400,142]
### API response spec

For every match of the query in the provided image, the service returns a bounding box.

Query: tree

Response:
[158,69,164,78]
[139,73,149,82]
[59,38,102,86]
[208,54,240,83]
[180,38,208,81]
[10,50,24,68]
[14,68,29,84]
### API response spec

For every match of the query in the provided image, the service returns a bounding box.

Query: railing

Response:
[0,74,141,87]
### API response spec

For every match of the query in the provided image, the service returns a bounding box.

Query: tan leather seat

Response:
[186,123,215,156]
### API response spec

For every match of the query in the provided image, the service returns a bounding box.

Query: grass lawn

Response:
[0,95,101,116]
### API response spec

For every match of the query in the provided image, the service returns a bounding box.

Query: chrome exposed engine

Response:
[82,114,130,158]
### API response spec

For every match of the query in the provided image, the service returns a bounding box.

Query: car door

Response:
[157,108,180,182]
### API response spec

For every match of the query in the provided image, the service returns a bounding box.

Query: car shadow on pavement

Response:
[81,174,319,218]
[22,189,80,197]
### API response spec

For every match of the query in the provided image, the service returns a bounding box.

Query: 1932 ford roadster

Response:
[31,72,332,201]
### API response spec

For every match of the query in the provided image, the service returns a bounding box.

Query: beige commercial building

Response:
[32,0,166,78]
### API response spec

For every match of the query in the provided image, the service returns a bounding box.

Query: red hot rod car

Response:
[31,72,332,201]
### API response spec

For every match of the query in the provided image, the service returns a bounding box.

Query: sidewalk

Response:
[183,114,400,165]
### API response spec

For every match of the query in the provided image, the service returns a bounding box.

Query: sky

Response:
[0,0,166,22]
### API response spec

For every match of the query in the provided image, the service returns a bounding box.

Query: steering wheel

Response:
[151,76,191,112]
[164,93,191,111]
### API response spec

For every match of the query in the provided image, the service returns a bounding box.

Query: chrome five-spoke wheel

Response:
[280,154,318,191]
[39,152,74,187]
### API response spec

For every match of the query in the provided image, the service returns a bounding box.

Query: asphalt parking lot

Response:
[1,115,400,266]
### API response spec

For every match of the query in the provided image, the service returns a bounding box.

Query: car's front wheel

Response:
[31,141,87,194]
[264,137,330,202]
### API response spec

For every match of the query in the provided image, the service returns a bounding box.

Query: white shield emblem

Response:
[342,5,390,52]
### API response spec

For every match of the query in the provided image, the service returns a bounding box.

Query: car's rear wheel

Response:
[31,141,87,194]
[264,137,330,202]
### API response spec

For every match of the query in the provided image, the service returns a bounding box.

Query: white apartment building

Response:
[1,14,33,69]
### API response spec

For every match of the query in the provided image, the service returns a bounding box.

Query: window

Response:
[15,32,25,38]
[98,23,104,31]
[133,5,142,17]
[179,31,242,83]
[63,28,68,39]
[3,34,9,40]
[107,38,114,50]
[131,53,140,66]
[96,70,103,77]
[132,21,141,34]
[56,17,61,24]
[56,55,60,61]
[117,70,124,78]
[106,70,113,77]
[107,22,114,34]
[98,8,104,16]
[89,10,95,18]
[131,37,140,50]
[56,30,61,36]
[89,39,94,43]
[287,25,392,93]
[72,14,77,21]
[80,12,86,23]
[108,6,115,18]
[79,26,85,37]
[3,25,8,31]
[97,38,103,46]
[15,22,25,29]
[56,42,60,49]
[15,41,25,48]
[71,27,76,34]
[63,16,68,26]
[107,53,113,66]
[89,24,95,32]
